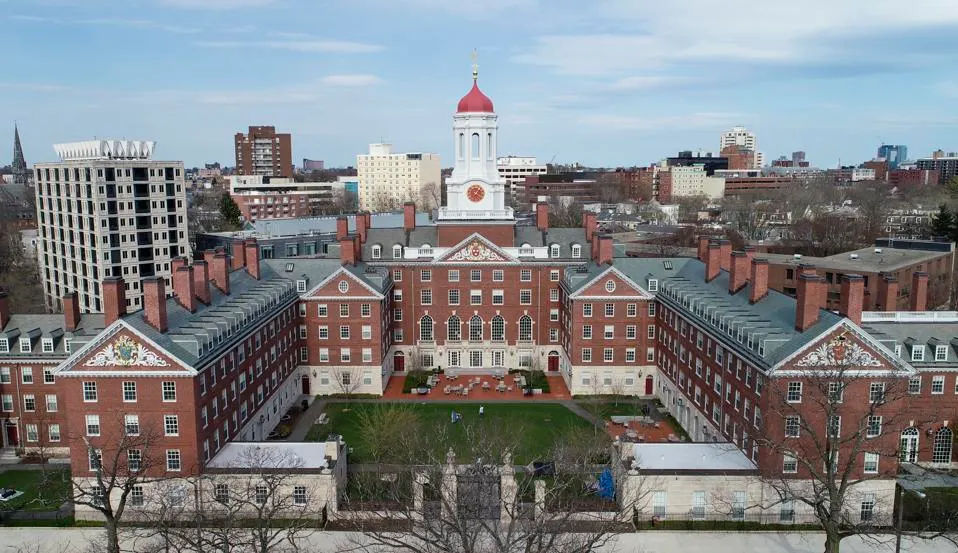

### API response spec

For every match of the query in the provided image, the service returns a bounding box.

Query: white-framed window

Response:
[866,416,882,438]
[49,424,60,442]
[647,325,655,339]
[603,348,613,362]
[582,325,592,339]
[166,450,182,471]
[493,270,503,282]
[550,245,560,258]
[340,325,350,339]
[165,415,179,436]
[362,325,372,340]
[550,288,559,302]
[338,280,349,294]
[362,348,373,363]
[605,280,616,293]
[782,452,797,473]
[863,452,879,474]
[296,280,307,292]
[582,348,592,362]
[0,368,9,384]
[341,348,351,362]
[648,279,658,292]
[45,394,57,412]
[371,245,382,259]
[23,394,34,412]
[471,290,482,305]
[448,269,460,282]
[125,414,140,436]
[340,303,350,317]
[162,381,176,402]
[421,269,432,282]
[627,303,637,317]
[932,375,945,394]
[785,416,800,437]
[605,303,614,317]
[492,290,503,305]
[86,414,101,436]
[625,348,636,362]
[550,270,560,282]
[25,424,38,442]
[870,382,885,404]
[912,345,925,361]
[448,289,460,305]
[786,382,802,403]
[827,415,841,438]
[520,269,532,282]
[604,325,614,339]
[860,493,876,522]
[43,367,55,384]
[393,245,403,259]
[19,338,31,353]
[648,303,656,316]
[571,244,582,258]
[123,381,137,402]
[935,345,948,361]
[908,376,922,394]
[293,486,308,505]
[647,348,655,362]
[583,304,593,317]
[89,449,102,471]
[128,449,142,472]
[471,269,482,282]
[626,325,637,339]
[21,367,33,384]
[520,290,532,304]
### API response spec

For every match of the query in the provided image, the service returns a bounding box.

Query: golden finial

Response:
[471,49,479,81]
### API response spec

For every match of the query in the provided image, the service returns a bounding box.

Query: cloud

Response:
[577,112,745,131]
[320,75,384,87]
[9,14,198,34]
[195,39,383,53]
[159,0,275,8]
[603,76,697,92]
[0,82,75,93]
[347,0,537,19]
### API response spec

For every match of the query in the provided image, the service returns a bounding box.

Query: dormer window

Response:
[550,244,560,258]
[420,245,433,257]
[296,280,307,293]
[911,345,925,362]
[371,245,382,259]
[393,245,402,259]
[0,339,8,353]
[894,345,902,357]
[519,244,533,256]
[42,339,54,353]
[935,345,948,361]
[64,339,72,354]
[571,244,582,258]
[648,279,659,292]
[19,338,31,353]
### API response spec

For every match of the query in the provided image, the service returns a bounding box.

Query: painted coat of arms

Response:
[84,335,169,367]
[448,241,505,262]
[795,334,882,367]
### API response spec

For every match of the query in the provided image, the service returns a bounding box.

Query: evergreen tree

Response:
[219,193,242,228]
[930,204,954,239]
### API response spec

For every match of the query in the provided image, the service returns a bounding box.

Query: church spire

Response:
[12,124,27,186]
[471,49,479,81]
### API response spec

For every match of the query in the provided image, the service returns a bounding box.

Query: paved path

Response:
[286,397,607,442]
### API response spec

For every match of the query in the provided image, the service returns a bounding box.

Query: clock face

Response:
[466,184,485,203]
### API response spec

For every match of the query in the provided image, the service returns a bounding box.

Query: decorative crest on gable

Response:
[84,335,169,367]
[447,240,507,262]
[795,332,882,368]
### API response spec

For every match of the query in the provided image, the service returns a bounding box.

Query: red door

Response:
[548,353,559,371]
[645,375,654,396]
[301,375,311,395]
[394,353,405,372]
[5,424,18,447]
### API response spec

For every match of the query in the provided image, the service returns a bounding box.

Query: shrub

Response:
[402,369,430,393]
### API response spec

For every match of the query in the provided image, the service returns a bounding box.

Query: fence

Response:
[631,509,821,531]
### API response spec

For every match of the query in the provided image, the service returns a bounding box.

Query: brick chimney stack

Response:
[697,236,710,262]
[193,260,211,304]
[171,256,186,277]
[910,271,929,312]
[839,274,865,325]
[404,202,416,231]
[211,253,230,295]
[749,258,769,304]
[341,236,357,266]
[729,251,749,294]
[876,273,898,312]
[718,239,732,272]
[336,216,349,242]
[357,212,370,244]
[536,202,549,231]
[103,277,126,326]
[203,249,215,268]
[584,212,598,243]
[796,272,826,331]
[142,277,168,333]
[244,240,261,280]
[231,238,246,270]
[706,241,721,282]
[173,266,197,313]
[63,292,81,332]
[596,234,613,265]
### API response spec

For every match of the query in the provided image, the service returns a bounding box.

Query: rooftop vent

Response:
[849,253,859,260]
[793,254,802,260]
[284,263,294,272]
[874,248,883,254]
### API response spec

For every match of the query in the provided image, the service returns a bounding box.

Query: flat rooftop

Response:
[762,244,951,273]
[207,442,330,470]
[631,443,756,472]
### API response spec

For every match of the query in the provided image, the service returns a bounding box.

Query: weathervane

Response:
[471,49,479,81]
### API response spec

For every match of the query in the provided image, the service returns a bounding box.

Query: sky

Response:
[3,0,958,169]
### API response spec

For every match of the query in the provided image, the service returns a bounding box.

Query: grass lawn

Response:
[0,469,70,512]
[310,402,594,464]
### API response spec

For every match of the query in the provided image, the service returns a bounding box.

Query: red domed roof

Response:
[457,81,494,113]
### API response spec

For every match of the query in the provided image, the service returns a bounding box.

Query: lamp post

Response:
[896,485,927,553]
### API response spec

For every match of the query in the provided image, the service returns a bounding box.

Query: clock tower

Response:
[439,56,514,222]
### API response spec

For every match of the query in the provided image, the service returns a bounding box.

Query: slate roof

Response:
[361,227,438,260]
[761,245,949,273]
[238,212,434,238]
[514,227,588,260]
[0,313,106,358]
[859,312,958,371]
[562,257,692,294]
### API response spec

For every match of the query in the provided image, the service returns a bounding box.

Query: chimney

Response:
[357,212,370,244]
[103,277,126,326]
[876,273,898,312]
[910,271,929,311]
[0,291,8,330]
[697,236,710,262]
[336,216,349,241]
[743,245,756,267]
[203,249,216,267]
[729,251,749,294]
[795,272,826,332]
[596,234,613,265]
[193,260,211,304]
[171,256,187,277]
[749,258,769,304]
[403,202,416,231]
[173,266,197,313]
[63,292,81,332]
[353,234,362,262]
[583,212,597,243]
[839,274,865,325]
[340,236,357,266]
[211,253,230,295]
[798,263,818,278]
[536,202,549,231]
[718,240,732,272]
[244,240,261,280]
[706,241,721,282]
[231,238,246,270]
[142,277,168,333]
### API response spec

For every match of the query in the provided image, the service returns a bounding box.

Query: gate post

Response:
[500,452,516,524]
[441,448,458,520]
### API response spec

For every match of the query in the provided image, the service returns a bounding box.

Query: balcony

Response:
[437,207,515,220]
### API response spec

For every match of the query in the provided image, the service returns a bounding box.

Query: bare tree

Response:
[71,416,166,553]
[419,182,441,211]
[332,368,363,402]
[548,199,584,228]
[721,196,774,242]
[752,361,921,553]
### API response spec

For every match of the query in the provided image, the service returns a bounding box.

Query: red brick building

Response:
[234,125,294,179]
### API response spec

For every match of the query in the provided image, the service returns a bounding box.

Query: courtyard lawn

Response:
[310,402,595,464]
[0,469,70,512]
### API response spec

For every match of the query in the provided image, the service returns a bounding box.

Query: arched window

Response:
[491,315,505,341]
[900,427,919,463]
[419,316,434,342]
[550,244,560,258]
[571,244,582,258]
[392,244,402,259]
[933,427,953,464]
[471,133,480,160]
[518,315,533,341]
[458,133,465,160]
[469,315,483,341]
[371,245,382,259]
[447,315,461,341]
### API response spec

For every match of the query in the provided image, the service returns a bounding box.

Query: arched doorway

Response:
[393,351,405,372]
[547,351,559,371]
[900,427,919,463]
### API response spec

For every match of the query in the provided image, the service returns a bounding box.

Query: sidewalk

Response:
[286,396,328,441]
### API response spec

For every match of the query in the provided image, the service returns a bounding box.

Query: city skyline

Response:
[3,0,958,168]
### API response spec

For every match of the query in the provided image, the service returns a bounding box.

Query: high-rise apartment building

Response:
[33,140,190,313]
[496,156,547,205]
[356,143,441,212]
[877,144,908,169]
[720,126,764,168]
[234,126,293,178]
